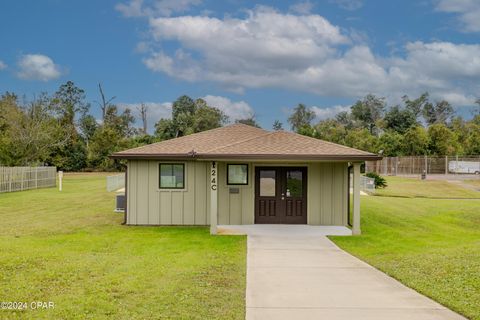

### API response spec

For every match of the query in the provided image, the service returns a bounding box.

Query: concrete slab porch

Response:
[220,225,466,320]
[217,224,353,236]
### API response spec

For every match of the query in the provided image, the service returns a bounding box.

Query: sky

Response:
[1,0,480,131]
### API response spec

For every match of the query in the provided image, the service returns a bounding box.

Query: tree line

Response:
[1,81,479,171]
[0,81,251,170]
[285,93,480,156]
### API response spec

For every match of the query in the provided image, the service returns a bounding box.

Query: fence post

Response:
[445,156,448,175]
[21,167,24,191]
[395,157,398,176]
[424,155,428,177]
[9,168,12,192]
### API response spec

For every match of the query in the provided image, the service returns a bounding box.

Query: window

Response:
[286,170,303,197]
[159,163,185,189]
[259,169,276,196]
[227,164,248,185]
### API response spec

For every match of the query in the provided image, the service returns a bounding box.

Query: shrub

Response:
[365,172,387,189]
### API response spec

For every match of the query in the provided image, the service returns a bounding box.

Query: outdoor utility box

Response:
[115,193,125,212]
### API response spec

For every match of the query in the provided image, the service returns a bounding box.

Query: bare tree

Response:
[97,83,115,121]
[137,103,148,134]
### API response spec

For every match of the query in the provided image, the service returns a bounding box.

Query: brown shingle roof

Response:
[111,123,381,161]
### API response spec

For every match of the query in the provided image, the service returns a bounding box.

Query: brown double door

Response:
[255,167,307,224]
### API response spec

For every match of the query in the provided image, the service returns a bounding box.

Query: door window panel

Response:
[259,170,276,197]
[286,170,302,197]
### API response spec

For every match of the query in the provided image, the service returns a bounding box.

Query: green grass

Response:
[332,176,480,320]
[464,179,480,188]
[0,174,246,319]
[374,176,480,198]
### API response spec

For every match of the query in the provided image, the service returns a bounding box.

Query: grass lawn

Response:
[374,176,480,198]
[464,179,480,188]
[0,174,246,319]
[332,176,480,320]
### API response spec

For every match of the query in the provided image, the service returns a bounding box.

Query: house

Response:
[111,124,382,235]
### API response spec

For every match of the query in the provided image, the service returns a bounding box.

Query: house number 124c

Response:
[211,162,217,190]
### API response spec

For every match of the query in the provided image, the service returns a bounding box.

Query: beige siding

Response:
[127,160,347,226]
[127,160,210,225]
[308,162,348,226]
[217,162,255,225]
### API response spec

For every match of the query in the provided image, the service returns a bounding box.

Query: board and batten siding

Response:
[126,160,348,226]
[217,162,255,225]
[307,162,348,226]
[126,160,211,225]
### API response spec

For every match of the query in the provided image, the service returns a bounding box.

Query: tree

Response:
[79,114,98,148]
[314,119,347,144]
[137,103,148,135]
[423,100,454,125]
[51,81,89,127]
[171,95,196,137]
[335,111,354,129]
[49,81,90,170]
[192,102,228,132]
[350,94,385,135]
[0,93,67,166]
[104,105,136,138]
[236,117,261,128]
[97,83,115,121]
[154,118,176,140]
[383,105,417,133]
[154,96,229,140]
[88,126,126,171]
[464,122,480,155]
[377,131,404,156]
[403,92,429,120]
[402,126,429,156]
[344,128,378,153]
[288,103,315,132]
[272,120,283,131]
[427,123,460,155]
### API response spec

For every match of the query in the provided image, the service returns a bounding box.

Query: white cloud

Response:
[129,6,480,107]
[202,95,254,121]
[312,105,350,120]
[0,60,6,70]
[329,0,363,10]
[17,54,62,81]
[289,1,314,14]
[116,0,202,17]
[436,0,480,32]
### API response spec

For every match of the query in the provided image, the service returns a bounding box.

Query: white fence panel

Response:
[107,174,125,192]
[0,167,57,193]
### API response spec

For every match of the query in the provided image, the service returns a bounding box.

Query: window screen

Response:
[159,163,185,189]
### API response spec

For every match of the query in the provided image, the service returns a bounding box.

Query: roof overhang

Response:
[110,153,382,161]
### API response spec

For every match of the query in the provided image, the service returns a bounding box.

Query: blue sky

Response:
[1,0,479,130]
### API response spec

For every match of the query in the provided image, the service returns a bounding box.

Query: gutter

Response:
[110,152,382,162]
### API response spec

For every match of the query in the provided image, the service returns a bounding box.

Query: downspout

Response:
[347,164,352,227]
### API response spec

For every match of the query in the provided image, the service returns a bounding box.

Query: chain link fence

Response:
[107,174,125,192]
[366,156,480,176]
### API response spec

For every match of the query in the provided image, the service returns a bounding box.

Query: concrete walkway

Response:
[223,225,465,320]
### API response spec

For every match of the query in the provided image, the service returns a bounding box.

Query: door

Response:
[255,167,307,224]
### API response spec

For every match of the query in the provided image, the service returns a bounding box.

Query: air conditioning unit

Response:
[115,193,125,213]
